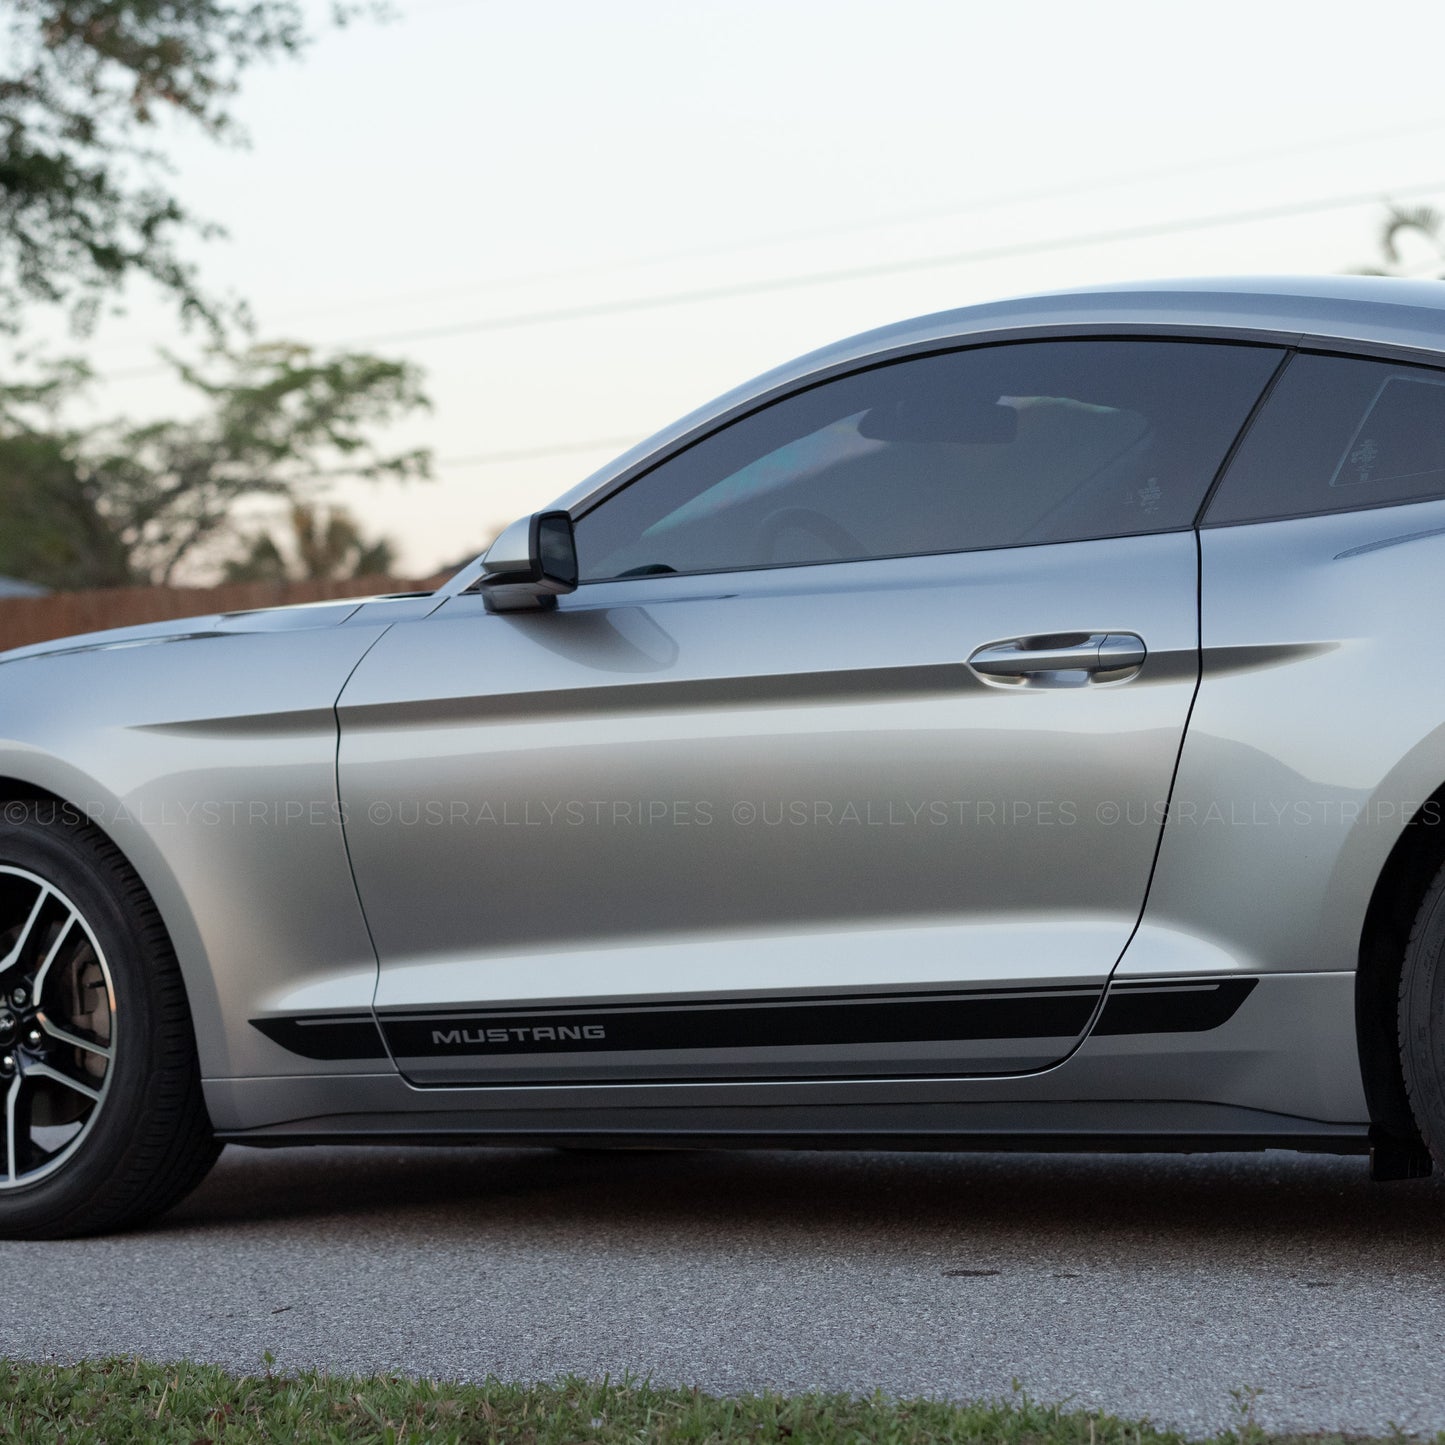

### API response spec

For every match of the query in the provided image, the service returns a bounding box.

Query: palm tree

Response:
[224,503,397,583]
[1356,203,1445,279]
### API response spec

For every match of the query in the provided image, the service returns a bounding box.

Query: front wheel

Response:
[0,803,218,1237]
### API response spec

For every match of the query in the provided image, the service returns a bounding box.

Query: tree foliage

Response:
[0,3,430,595]
[0,0,371,332]
[0,343,428,587]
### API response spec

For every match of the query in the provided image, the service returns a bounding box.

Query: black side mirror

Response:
[477,510,579,613]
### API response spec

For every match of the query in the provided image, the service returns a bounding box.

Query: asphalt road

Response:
[1,1144,1443,1437]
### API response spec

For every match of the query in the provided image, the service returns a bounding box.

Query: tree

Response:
[224,500,397,583]
[1356,203,1445,280]
[0,3,431,595]
[0,0,372,334]
[0,342,429,588]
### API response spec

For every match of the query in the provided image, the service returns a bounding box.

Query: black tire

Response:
[1398,858,1445,1169]
[0,801,219,1237]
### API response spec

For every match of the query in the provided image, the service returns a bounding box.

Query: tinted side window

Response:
[573,339,1283,581]
[1205,353,1445,526]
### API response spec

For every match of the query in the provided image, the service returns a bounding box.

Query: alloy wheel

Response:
[0,865,115,1187]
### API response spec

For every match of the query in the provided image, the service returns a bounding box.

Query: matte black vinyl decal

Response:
[1092,978,1258,1035]
[379,987,1099,1059]
[249,978,1259,1063]
[250,1014,389,1061]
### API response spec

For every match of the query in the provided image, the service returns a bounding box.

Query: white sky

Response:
[56,0,1445,575]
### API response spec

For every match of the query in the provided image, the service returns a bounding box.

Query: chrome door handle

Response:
[968,631,1146,682]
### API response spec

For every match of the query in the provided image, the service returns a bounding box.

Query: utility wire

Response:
[100,177,1445,383]
[303,178,1445,349]
[434,436,641,468]
[247,113,1445,325]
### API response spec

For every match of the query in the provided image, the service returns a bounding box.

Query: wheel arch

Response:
[1356,780,1445,1149]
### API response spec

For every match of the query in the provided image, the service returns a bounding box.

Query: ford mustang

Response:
[4,275,1445,1236]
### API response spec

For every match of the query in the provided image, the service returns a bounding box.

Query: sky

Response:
[52,0,1445,576]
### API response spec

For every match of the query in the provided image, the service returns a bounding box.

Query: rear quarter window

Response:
[1205,352,1445,526]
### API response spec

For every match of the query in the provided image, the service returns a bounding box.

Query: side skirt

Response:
[214,1098,1367,1156]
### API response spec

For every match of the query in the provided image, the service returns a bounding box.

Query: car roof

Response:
[549,275,1445,514]
[836,274,1445,357]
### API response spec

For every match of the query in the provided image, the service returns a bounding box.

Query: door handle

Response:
[967,632,1146,684]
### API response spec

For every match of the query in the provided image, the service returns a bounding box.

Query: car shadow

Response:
[158,1143,1445,1273]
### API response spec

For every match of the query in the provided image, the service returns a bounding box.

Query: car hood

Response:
[0,596,377,666]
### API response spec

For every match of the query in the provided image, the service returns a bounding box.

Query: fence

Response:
[0,574,442,654]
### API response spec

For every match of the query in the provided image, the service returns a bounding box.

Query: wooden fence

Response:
[0,574,443,653]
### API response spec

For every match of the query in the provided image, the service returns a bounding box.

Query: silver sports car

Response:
[5,275,1445,1236]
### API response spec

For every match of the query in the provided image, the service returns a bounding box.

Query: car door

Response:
[336,336,1284,1085]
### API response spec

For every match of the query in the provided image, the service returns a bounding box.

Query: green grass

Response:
[0,1361,1424,1445]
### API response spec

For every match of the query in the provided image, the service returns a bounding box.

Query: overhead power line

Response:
[101,177,1445,383]
[325,179,1445,349]
[175,113,1445,328]
[435,436,641,468]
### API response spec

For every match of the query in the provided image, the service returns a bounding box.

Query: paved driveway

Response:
[1,1145,1441,1436]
